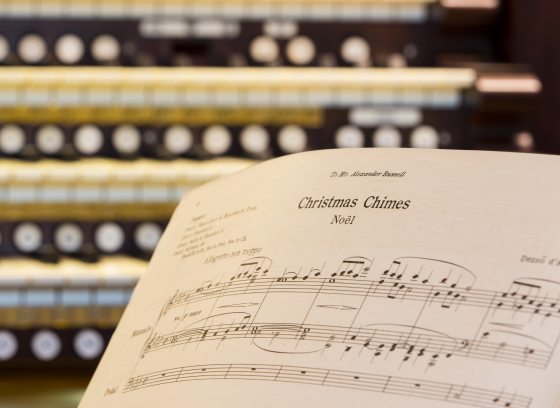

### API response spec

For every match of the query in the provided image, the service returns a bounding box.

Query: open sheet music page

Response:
[79,149,560,408]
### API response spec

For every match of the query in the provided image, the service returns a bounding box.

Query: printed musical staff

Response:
[140,320,550,368]
[162,275,560,321]
[123,363,532,408]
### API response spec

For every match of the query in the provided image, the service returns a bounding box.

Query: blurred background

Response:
[0,1,557,407]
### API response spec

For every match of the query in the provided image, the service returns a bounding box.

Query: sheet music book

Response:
[79,148,560,408]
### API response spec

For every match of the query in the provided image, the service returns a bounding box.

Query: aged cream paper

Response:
[80,149,560,408]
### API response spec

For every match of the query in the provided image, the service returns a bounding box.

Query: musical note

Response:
[335,257,373,279]
[231,257,272,281]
